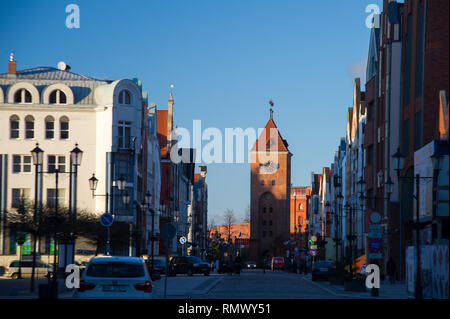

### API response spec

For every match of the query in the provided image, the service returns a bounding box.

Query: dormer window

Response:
[14,89,32,103]
[119,90,131,105]
[49,90,67,104]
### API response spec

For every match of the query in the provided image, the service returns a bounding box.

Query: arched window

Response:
[45,116,55,139]
[25,115,34,139]
[60,116,69,139]
[118,90,131,104]
[14,89,32,103]
[49,90,67,104]
[10,115,19,139]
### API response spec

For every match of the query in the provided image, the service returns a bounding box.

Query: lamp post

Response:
[89,173,128,256]
[30,143,83,296]
[344,201,354,276]
[30,143,43,293]
[392,147,442,299]
[67,144,83,268]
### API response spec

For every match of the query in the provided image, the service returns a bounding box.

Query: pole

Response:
[30,163,39,292]
[106,193,111,256]
[164,232,169,299]
[151,209,154,277]
[415,174,422,299]
[52,169,59,296]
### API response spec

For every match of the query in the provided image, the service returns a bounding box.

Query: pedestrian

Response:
[386,257,396,284]
[234,253,242,275]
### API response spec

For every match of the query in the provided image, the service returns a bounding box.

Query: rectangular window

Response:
[13,155,21,173]
[60,121,69,139]
[12,188,31,208]
[25,121,34,139]
[47,155,65,173]
[272,180,275,185]
[414,111,422,151]
[48,155,56,173]
[10,120,19,139]
[118,121,132,149]
[46,121,54,139]
[12,155,31,173]
[46,188,66,208]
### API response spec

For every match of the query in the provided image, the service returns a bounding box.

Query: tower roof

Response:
[251,118,289,152]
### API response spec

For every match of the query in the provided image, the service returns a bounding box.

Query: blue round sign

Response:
[100,213,114,227]
[310,249,318,257]
[369,239,381,252]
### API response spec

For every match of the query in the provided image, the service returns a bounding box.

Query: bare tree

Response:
[242,204,250,223]
[223,208,236,243]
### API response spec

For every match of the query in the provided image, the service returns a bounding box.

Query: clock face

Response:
[262,161,276,173]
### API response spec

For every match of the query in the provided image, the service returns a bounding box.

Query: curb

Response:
[299,276,349,298]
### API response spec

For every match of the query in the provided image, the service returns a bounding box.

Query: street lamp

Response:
[391,146,443,299]
[89,173,129,255]
[30,143,83,296]
[29,143,43,292]
[344,201,354,276]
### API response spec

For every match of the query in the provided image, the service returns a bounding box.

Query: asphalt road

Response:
[202,269,338,299]
[0,269,339,299]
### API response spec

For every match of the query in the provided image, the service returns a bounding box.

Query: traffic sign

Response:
[310,249,318,257]
[310,245,318,250]
[310,235,318,242]
[369,211,382,224]
[369,239,382,252]
[179,236,187,245]
[100,213,114,227]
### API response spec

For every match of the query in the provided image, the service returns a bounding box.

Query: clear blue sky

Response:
[0,0,382,224]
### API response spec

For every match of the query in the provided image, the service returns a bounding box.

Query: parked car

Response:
[169,256,210,276]
[244,261,257,269]
[5,260,53,279]
[311,260,333,281]
[146,258,167,276]
[73,256,153,299]
[271,257,285,271]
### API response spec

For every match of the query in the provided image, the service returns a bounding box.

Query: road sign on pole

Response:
[179,236,187,245]
[100,213,114,227]
[310,249,318,257]
[310,235,318,243]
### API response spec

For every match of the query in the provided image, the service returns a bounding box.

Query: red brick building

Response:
[250,113,292,264]
[290,187,311,251]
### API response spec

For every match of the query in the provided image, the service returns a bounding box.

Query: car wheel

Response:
[11,273,19,279]
[187,268,193,276]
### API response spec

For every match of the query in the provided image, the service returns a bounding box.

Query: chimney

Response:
[8,52,16,75]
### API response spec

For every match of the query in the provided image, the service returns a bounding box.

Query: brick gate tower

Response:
[250,105,292,265]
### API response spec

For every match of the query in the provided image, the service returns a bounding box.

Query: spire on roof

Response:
[269,99,274,119]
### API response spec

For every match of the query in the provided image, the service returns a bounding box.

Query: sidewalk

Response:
[300,273,409,299]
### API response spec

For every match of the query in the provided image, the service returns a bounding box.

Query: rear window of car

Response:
[86,262,145,278]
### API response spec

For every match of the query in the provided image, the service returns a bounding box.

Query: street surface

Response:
[0,269,408,299]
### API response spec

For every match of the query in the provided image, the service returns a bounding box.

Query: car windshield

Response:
[315,261,332,268]
[187,257,203,263]
[86,262,145,278]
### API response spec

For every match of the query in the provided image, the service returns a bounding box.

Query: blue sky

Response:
[0,0,382,224]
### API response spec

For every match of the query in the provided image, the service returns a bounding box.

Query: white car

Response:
[73,256,154,299]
